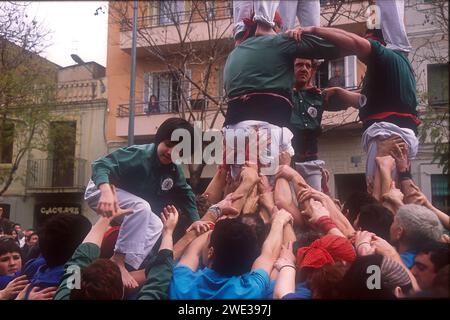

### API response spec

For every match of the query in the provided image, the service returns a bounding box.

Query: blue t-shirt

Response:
[400,250,417,269]
[169,264,270,299]
[282,282,312,300]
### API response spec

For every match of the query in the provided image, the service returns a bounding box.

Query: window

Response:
[431,174,449,213]
[49,121,76,188]
[427,63,449,106]
[144,71,189,113]
[314,56,358,89]
[159,0,184,25]
[0,121,14,164]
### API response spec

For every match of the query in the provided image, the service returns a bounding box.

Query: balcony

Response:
[119,3,233,51]
[116,98,226,137]
[26,158,87,193]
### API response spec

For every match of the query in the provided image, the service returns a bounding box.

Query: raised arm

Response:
[302,26,372,62]
[252,209,293,276]
[322,87,367,112]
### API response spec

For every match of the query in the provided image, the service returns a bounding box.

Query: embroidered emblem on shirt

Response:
[307,106,318,118]
[161,177,174,191]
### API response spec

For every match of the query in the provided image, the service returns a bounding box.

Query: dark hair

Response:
[343,192,378,224]
[0,236,21,256]
[70,259,123,300]
[209,219,260,276]
[154,117,195,150]
[26,232,38,242]
[38,214,91,267]
[356,204,394,240]
[419,241,450,273]
[338,254,412,299]
[237,213,268,252]
[364,28,386,46]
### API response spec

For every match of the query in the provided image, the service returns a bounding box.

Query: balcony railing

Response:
[117,97,225,117]
[26,158,87,191]
[120,3,233,31]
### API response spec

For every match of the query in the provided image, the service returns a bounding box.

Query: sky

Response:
[27,1,108,67]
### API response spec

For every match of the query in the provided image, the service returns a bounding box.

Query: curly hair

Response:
[70,259,123,300]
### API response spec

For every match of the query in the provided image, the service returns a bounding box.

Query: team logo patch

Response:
[307,106,318,118]
[161,177,174,191]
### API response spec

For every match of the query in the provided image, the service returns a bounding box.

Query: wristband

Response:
[315,216,337,233]
[356,242,371,252]
[208,205,222,217]
[358,94,367,109]
[279,264,296,272]
[398,170,412,181]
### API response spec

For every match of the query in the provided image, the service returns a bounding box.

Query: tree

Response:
[109,0,234,191]
[0,2,59,195]
[407,0,449,173]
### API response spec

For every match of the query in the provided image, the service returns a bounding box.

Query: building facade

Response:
[105,0,448,210]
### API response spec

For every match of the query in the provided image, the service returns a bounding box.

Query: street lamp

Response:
[70,54,106,94]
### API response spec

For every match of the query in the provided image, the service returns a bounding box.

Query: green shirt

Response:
[290,88,324,131]
[91,143,199,222]
[360,40,418,126]
[54,243,174,300]
[224,33,341,98]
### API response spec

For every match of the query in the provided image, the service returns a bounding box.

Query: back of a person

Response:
[360,39,418,131]
[169,265,269,300]
[224,33,295,98]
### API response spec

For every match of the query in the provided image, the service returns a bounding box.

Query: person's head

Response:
[343,192,378,225]
[39,213,91,267]
[154,117,195,165]
[11,229,18,239]
[390,204,443,251]
[364,28,386,46]
[150,94,157,103]
[339,254,413,299]
[0,237,22,276]
[237,213,267,252]
[296,234,356,283]
[207,219,260,276]
[26,232,39,247]
[13,224,22,233]
[24,229,35,238]
[294,58,314,88]
[70,259,123,300]
[411,241,449,291]
[354,204,394,240]
[309,261,349,299]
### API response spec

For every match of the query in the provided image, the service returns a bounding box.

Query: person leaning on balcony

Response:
[147,95,160,114]
[289,26,420,189]
[84,118,199,289]
[289,58,367,192]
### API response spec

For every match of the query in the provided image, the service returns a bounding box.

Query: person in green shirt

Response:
[84,118,198,290]
[292,26,419,189]
[54,191,179,300]
[290,58,366,191]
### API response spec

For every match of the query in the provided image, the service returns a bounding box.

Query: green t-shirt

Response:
[224,33,341,98]
[54,243,174,300]
[91,143,199,222]
[360,40,418,120]
[290,88,324,131]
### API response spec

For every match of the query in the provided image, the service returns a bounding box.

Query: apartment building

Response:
[106,0,448,210]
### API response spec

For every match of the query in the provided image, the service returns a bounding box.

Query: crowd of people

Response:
[0,0,448,300]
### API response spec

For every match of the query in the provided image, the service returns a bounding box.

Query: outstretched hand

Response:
[161,205,179,233]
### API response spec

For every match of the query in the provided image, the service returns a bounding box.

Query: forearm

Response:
[82,217,111,246]
[159,229,174,252]
[275,178,302,226]
[309,26,371,59]
[426,203,450,229]
[261,221,285,262]
[178,232,210,271]
[273,268,296,299]
[325,87,364,111]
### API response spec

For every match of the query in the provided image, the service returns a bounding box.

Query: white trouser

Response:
[233,1,280,37]
[84,180,163,270]
[294,159,325,192]
[378,0,412,53]
[223,120,294,179]
[277,0,321,31]
[361,122,418,180]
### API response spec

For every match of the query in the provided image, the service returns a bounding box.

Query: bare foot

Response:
[111,254,139,289]
[279,151,291,166]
